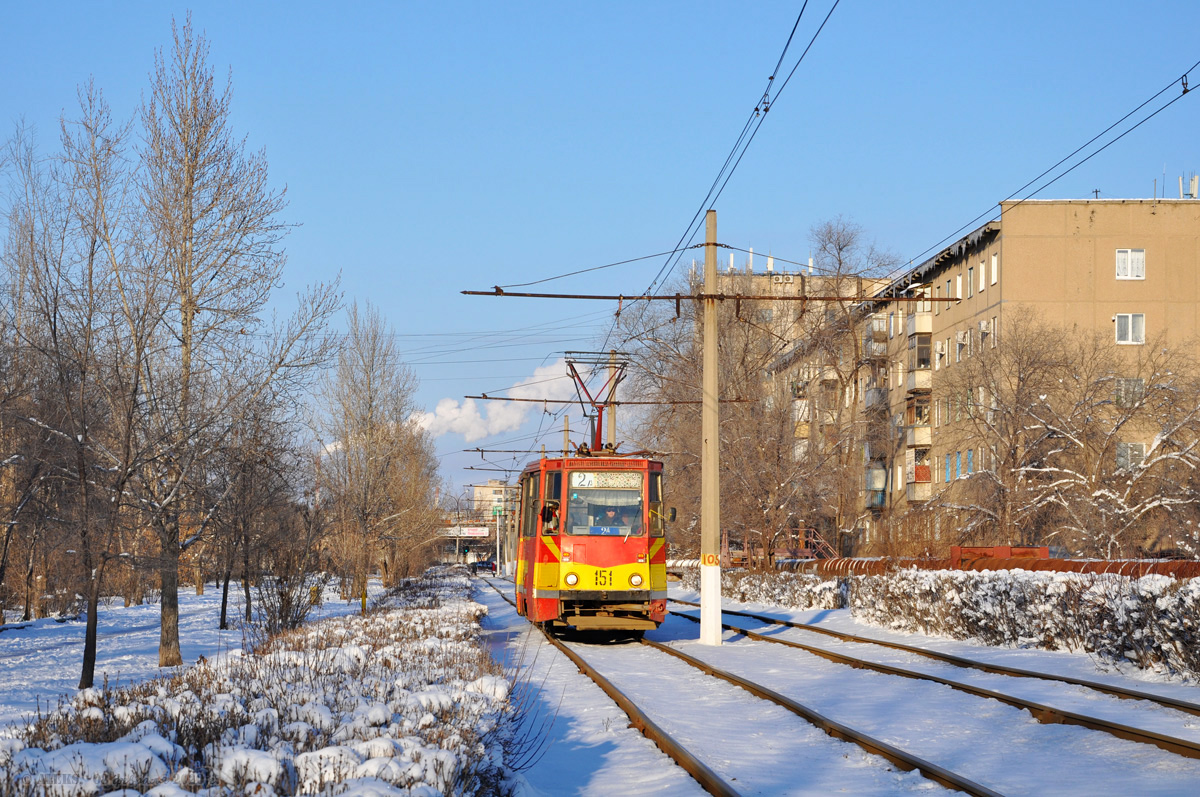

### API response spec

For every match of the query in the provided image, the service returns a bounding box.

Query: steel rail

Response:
[640,637,1003,797]
[670,598,1200,717]
[478,578,739,797]
[479,576,995,795]
[670,609,1200,760]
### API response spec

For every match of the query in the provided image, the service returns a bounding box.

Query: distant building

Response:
[471,479,517,520]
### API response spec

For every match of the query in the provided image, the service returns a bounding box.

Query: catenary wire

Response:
[891,59,1200,282]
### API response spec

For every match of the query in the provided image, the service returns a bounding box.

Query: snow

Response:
[1,573,507,795]
[0,581,385,726]
[6,570,1200,794]
[478,578,1200,795]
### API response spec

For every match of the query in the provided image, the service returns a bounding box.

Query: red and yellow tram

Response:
[514,454,672,632]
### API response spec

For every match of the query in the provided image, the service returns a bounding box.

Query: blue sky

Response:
[4,2,1199,492]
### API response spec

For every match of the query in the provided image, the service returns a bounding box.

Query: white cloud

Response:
[415,359,583,443]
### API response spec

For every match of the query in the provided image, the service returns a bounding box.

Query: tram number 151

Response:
[593,569,614,587]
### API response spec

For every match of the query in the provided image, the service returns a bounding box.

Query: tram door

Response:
[515,470,540,615]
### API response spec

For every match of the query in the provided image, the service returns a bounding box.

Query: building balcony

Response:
[864,387,888,409]
[865,467,888,491]
[906,424,931,447]
[905,368,931,393]
[907,463,931,484]
[906,311,932,337]
[863,340,888,359]
[867,315,888,342]
[906,482,932,502]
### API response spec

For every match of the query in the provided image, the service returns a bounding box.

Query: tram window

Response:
[649,472,666,538]
[565,470,644,536]
[545,471,562,503]
[542,471,562,534]
[521,474,541,538]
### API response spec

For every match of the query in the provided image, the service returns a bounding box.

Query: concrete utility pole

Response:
[700,209,722,645]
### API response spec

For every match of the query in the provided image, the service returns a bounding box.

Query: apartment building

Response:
[471,479,517,519]
[865,197,1200,543]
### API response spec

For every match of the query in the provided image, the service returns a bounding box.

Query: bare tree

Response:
[2,85,164,687]
[930,306,1069,543]
[930,306,1200,557]
[619,219,896,561]
[134,17,339,665]
[316,302,441,599]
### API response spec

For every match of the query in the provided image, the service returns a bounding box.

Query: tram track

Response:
[671,598,1200,716]
[481,578,736,795]
[480,576,1000,796]
[670,599,1200,760]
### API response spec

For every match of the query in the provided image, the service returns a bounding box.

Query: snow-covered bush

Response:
[0,568,514,796]
[681,568,844,610]
[850,568,1200,679]
[679,565,1200,680]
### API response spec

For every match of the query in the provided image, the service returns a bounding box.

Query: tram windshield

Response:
[565,470,644,536]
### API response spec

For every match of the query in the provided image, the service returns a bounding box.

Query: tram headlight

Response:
[565,572,579,586]
[629,573,643,587]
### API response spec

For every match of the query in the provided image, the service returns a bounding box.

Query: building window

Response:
[909,333,931,370]
[955,451,962,479]
[1116,441,1146,470]
[979,261,986,293]
[906,396,930,425]
[946,279,952,302]
[990,253,998,285]
[966,448,973,474]
[1115,313,1145,344]
[934,285,940,315]
[945,454,951,482]
[956,274,962,299]
[1116,249,1145,280]
[888,311,894,338]
[991,316,998,347]
[1114,377,1145,407]
[967,267,974,298]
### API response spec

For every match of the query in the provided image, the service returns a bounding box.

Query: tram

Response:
[514,451,673,632]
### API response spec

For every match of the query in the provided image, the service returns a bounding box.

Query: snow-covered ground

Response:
[0,581,386,726]
[1,573,510,795]
[6,572,1200,795]
[478,578,1200,796]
